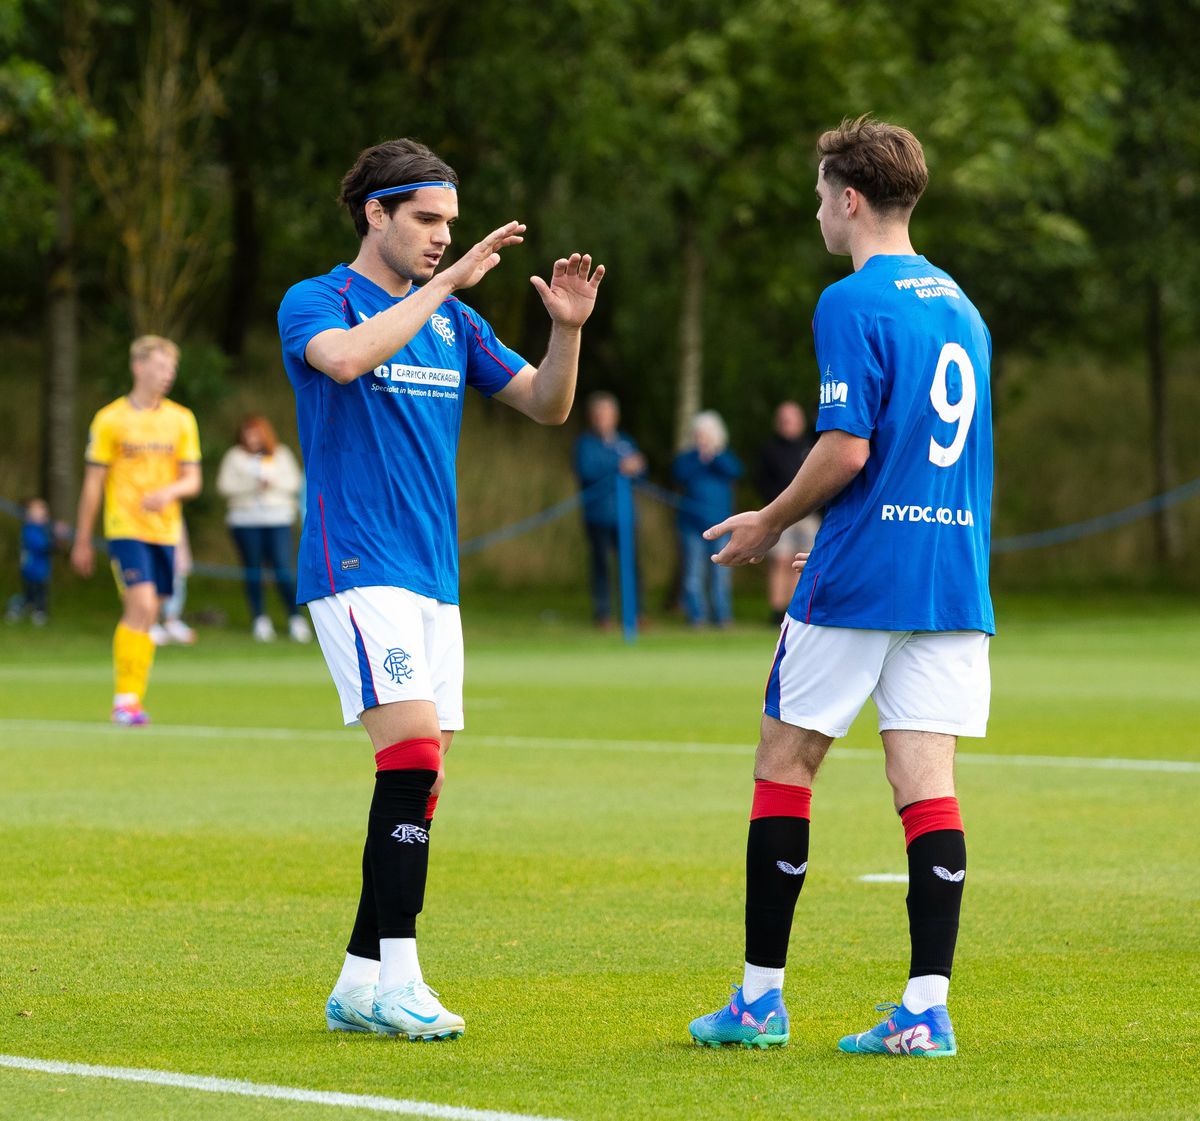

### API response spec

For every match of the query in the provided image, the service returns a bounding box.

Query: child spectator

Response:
[6,497,55,625]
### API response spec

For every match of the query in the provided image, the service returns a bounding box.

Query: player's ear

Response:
[364,199,387,232]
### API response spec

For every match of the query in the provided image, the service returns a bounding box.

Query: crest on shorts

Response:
[383,647,414,683]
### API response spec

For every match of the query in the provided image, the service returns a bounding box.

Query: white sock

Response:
[113,692,138,707]
[378,938,422,991]
[902,974,949,1014]
[334,952,379,991]
[742,962,785,1003]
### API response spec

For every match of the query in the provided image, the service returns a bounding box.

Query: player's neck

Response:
[127,386,164,410]
[348,245,414,298]
[849,226,916,272]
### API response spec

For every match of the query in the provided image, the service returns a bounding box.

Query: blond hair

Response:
[818,116,928,214]
[129,335,180,364]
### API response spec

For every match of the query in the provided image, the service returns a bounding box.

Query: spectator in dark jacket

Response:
[673,411,743,626]
[754,401,820,625]
[573,392,645,627]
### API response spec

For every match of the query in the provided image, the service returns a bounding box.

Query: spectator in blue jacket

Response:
[673,411,743,627]
[573,392,646,627]
[6,497,55,625]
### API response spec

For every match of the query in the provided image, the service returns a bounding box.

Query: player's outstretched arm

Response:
[707,431,869,566]
[495,253,606,425]
[306,221,527,385]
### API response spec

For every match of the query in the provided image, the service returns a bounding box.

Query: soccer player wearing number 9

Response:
[688,118,992,1056]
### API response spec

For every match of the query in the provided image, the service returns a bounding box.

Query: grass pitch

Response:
[1,593,1198,1120]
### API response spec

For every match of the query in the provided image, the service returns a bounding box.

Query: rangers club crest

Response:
[430,313,455,347]
[383,648,414,683]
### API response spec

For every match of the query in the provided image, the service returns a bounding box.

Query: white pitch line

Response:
[0,1054,570,1121]
[0,718,1197,773]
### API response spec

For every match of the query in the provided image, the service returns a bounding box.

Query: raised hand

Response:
[704,510,781,567]
[530,254,606,329]
[440,221,526,292]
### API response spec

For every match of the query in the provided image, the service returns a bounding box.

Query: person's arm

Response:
[142,462,202,513]
[575,434,619,485]
[705,430,869,565]
[493,254,605,425]
[70,464,107,576]
[216,449,258,499]
[712,450,744,480]
[272,446,302,497]
[306,222,528,385]
[672,452,699,484]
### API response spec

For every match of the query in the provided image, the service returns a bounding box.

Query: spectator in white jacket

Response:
[216,415,311,642]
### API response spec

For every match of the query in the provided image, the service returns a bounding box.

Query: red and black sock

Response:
[900,796,966,979]
[744,780,812,969]
[343,738,441,953]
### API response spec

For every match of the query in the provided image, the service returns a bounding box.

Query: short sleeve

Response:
[454,301,530,398]
[278,279,350,380]
[177,408,202,463]
[812,286,884,439]
[85,411,114,466]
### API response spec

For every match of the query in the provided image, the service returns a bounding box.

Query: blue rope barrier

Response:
[990,476,1200,554]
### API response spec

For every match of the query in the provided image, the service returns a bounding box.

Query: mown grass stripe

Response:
[0,1054,570,1121]
[0,718,1197,772]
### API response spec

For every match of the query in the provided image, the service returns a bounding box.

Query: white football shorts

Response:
[307,585,465,729]
[763,618,990,739]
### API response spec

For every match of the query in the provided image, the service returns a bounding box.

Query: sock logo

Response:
[776,860,808,876]
[932,865,965,882]
[391,824,429,845]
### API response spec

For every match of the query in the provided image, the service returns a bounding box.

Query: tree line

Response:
[2,0,1197,567]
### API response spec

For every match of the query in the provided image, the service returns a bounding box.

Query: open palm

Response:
[531,253,605,329]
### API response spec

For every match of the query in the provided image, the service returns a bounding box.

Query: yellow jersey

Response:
[85,396,201,545]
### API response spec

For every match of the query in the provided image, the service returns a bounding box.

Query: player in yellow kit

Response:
[71,336,202,724]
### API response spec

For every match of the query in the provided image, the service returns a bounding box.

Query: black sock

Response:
[905,829,966,978]
[367,766,437,940]
[345,839,379,961]
[745,815,810,969]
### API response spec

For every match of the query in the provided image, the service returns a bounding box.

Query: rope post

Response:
[616,474,638,643]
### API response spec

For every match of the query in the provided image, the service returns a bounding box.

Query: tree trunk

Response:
[674,215,704,450]
[1146,275,1177,567]
[219,123,260,360]
[42,143,80,522]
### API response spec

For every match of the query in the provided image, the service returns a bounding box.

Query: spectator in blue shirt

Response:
[573,392,645,627]
[673,411,743,626]
[6,497,55,625]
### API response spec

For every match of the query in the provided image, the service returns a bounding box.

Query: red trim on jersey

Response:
[448,296,520,380]
[318,494,336,594]
[375,737,442,773]
[337,273,353,318]
[900,796,964,846]
[750,779,812,821]
[804,571,822,624]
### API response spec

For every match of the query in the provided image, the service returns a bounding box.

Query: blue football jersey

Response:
[790,254,994,633]
[278,264,529,605]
